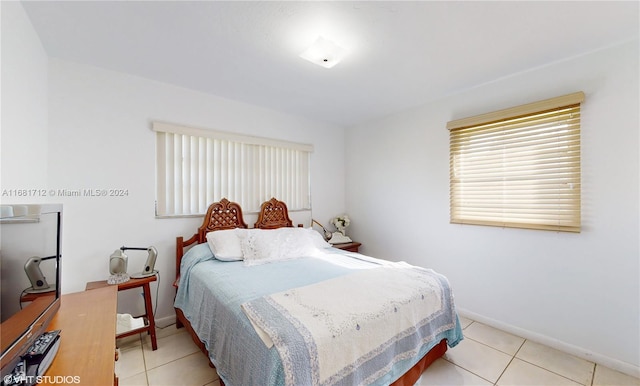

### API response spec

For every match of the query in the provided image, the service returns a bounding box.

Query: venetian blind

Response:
[447,92,584,232]
[153,122,312,217]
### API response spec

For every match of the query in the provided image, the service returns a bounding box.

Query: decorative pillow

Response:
[206,228,248,261]
[241,227,324,266]
[301,227,332,249]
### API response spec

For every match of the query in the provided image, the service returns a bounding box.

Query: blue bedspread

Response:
[174,244,463,386]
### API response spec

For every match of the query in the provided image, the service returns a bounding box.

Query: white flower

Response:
[331,214,351,232]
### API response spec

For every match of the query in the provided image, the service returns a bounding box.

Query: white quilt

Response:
[241,262,454,386]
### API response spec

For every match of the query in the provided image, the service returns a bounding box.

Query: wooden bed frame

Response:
[174,197,447,386]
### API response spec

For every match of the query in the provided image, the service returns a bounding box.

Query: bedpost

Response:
[175,236,184,328]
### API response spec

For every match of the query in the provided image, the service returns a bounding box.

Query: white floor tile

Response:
[444,337,512,383]
[116,345,146,380]
[593,364,640,386]
[458,316,474,329]
[141,325,183,347]
[142,330,200,370]
[146,352,218,386]
[416,358,492,385]
[463,322,525,355]
[497,358,583,385]
[155,325,183,339]
[118,333,143,350]
[119,371,148,386]
[516,340,594,385]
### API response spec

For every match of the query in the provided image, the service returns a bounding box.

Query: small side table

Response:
[86,275,158,350]
[332,241,361,253]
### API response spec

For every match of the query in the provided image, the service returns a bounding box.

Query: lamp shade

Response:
[109,249,128,275]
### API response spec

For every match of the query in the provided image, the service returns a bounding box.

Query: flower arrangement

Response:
[331,214,351,235]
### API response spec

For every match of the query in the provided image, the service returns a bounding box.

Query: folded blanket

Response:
[241,263,458,386]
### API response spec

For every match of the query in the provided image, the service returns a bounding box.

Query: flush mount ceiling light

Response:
[299,36,347,69]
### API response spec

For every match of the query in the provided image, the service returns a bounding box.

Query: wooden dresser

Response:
[40,286,118,386]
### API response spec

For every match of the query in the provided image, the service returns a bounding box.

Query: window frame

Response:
[153,122,313,218]
[447,92,584,232]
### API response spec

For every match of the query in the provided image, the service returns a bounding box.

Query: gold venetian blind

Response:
[447,92,584,232]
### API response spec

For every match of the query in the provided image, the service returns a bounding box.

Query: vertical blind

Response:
[447,92,584,232]
[153,122,312,217]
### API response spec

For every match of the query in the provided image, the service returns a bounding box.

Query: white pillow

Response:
[241,227,323,266]
[206,228,248,261]
[299,227,331,249]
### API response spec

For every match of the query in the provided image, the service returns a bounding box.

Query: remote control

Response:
[3,359,27,386]
[23,330,61,360]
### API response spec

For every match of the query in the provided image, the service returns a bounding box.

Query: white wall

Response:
[1,0,347,329]
[46,59,346,322]
[346,40,639,375]
[0,1,49,197]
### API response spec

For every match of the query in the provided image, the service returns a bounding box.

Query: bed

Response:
[173,198,463,386]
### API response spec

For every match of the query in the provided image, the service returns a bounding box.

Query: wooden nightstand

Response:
[332,242,361,253]
[86,275,158,350]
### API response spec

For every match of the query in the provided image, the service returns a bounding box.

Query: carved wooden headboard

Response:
[175,198,247,280]
[176,197,297,288]
[254,197,293,229]
[197,198,248,240]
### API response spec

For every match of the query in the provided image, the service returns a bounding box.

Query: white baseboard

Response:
[457,308,640,379]
[155,315,177,329]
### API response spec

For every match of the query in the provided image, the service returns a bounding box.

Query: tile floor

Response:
[116,316,639,386]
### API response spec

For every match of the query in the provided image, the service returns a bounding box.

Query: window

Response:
[153,122,312,217]
[447,92,584,232]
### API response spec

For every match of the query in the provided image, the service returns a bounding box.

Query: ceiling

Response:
[21,1,639,127]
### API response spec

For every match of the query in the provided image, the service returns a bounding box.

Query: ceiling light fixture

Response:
[299,36,347,69]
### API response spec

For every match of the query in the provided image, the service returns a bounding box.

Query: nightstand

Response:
[86,275,158,350]
[332,242,361,253]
